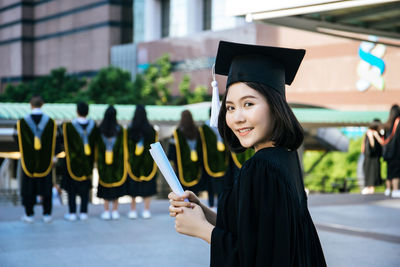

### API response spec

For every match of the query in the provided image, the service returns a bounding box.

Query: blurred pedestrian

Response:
[361,119,383,194]
[126,105,158,219]
[382,104,400,197]
[17,95,56,223]
[168,110,205,194]
[61,102,98,221]
[97,106,127,220]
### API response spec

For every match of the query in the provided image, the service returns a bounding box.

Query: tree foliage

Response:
[303,137,387,193]
[85,66,135,104]
[0,68,86,103]
[175,74,209,105]
[0,54,210,106]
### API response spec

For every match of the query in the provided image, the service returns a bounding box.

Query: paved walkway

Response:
[0,194,399,267]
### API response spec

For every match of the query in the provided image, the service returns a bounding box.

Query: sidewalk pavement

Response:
[0,194,399,267]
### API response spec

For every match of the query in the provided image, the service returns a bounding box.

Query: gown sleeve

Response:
[211,157,295,267]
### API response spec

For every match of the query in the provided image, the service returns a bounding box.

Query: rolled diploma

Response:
[149,142,187,201]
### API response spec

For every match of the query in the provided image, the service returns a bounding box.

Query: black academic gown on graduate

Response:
[211,147,326,267]
[199,124,229,200]
[384,117,400,179]
[60,120,98,196]
[167,128,206,193]
[126,128,158,197]
[17,113,57,198]
[363,135,382,187]
[96,126,127,200]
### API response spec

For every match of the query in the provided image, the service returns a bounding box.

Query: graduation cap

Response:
[209,40,305,127]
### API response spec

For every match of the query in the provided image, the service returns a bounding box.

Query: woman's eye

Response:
[226,106,234,111]
[244,102,253,107]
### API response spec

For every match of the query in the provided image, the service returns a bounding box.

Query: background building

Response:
[111,0,245,79]
[0,0,132,90]
[112,0,400,112]
[1,0,399,112]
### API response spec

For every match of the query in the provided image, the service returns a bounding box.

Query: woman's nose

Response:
[233,108,245,123]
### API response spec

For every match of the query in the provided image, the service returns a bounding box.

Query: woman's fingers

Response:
[169,204,187,214]
[168,191,189,201]
[168,192,178,200]
[169,199,193,208]
[168,191,195,218]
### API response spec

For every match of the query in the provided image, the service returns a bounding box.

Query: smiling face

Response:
[225,82,275,151]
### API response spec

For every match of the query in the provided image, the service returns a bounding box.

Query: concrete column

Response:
[212,0,246,31]
[135,0,161,42]
[170,0,187,37]
[170,0,203,37]
[186,0,203,35]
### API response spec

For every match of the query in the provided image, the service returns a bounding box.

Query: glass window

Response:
[203,0,212,30]
[161,0,170,37]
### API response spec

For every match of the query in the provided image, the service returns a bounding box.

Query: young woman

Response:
[97,106,127,220]
[361,119,383,194]
[382,104,400,197]
[168,41,326,266]
[126,105,158,219]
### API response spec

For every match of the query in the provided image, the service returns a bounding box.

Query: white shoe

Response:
[101,211,111,220]
[79,213,88,221]
[21,215,34,223]
[64,213,77,221]
[384,189,391,196]
[43,215,52,223]
[127,210,138,219]
[141,210,151,219]
[111,210,120,220]
[391,190,400,198]
[361,188,369,195]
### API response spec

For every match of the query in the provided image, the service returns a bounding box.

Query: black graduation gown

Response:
[18,114,56,198]
[126,128,158,197]
[167,131,206,193]
[96,126,127,200]
[363,135,382,186]
[384,118,400,179]
[211,147,326,267]
[60,121,97,196]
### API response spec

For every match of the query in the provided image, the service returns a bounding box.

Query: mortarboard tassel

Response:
[210,63,220,128]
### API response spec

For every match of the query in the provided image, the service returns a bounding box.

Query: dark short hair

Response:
[369,118,381,131]
[29,95,44,108]
[77,102,89,117]
[218,82,304,152]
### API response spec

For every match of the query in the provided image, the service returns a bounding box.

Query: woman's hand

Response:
[168,190,200,217]
[175,204,214,243]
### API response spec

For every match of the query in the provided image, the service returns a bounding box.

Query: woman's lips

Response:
[237,127,253,136]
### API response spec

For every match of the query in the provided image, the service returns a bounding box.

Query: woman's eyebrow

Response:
[226,95,257,104]
[240,95,257,101]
